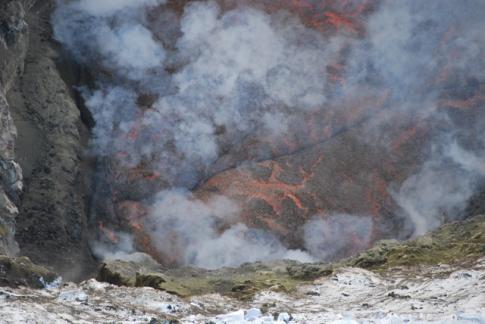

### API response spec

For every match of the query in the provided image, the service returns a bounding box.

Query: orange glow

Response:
[202,157,322,221]
[324,11,356,32]
[98,221,119,244]
[115,200,179,266]
[365,173,391,218]
[391,126,418,152]
[207,0,373,36]
[126,167,161,182]
[127,127,139,141]
[117,201,148,227]
[439,91,485,110]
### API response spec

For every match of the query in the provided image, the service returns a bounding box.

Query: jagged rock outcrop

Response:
[0,255,58,288]
[0,0,96,281]
[98,255,332,300]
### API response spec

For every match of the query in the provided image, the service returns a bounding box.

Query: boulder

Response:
[0,255,58,288]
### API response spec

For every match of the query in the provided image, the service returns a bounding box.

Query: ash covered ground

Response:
[1,258,484,323]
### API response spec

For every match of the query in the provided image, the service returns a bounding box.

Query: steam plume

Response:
[52,0,485,267]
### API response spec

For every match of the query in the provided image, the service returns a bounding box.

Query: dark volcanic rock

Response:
[0,0,28,90]
[0,0,28,256]
[9,1,96,280]
[0,0,97,280]
[196,123,425,249]
[0,255,58,288]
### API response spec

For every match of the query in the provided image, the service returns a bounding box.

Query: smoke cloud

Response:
[351,1,485,237]
[75,0,165,17]
[145,190,313,269]
[52,0,484,268]
[54,0,342,186]
[303,214,373,262]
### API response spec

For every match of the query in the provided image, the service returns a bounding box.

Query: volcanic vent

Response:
[52,0,485,269]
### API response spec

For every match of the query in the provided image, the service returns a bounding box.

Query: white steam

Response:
[100,24,165,72]
[145,190,313,269]
[304,214,373,261]
[54,0,168,81]
[393,141,485,237]
[75,0,165,17]
[54,0,340,186]
[448,143,485,176]
[91,231,138,262]
[345,0,485,236]
[392,160,476,237]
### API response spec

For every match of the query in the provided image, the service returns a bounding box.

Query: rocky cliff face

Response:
[0,0,95,280]
[0,0,28,256]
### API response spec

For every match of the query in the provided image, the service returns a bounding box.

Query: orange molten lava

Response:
[98,221,119,244]
[202,156,324,223]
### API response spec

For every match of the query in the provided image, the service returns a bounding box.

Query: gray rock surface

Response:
[0,0,96,280]
[0,255,57,288]
[0,0,28,256]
